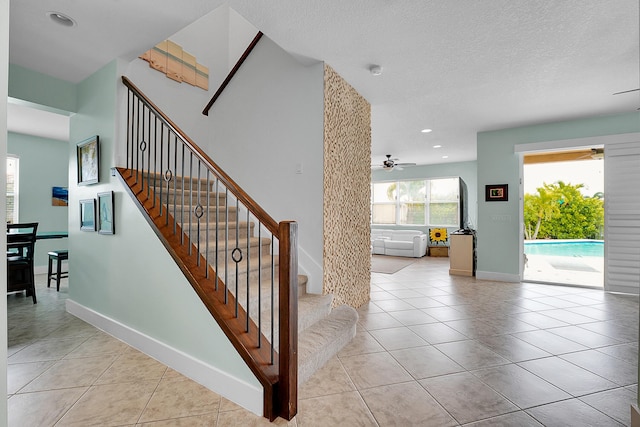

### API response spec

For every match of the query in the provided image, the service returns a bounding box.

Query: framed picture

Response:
[485,184,508,202]
[52,186,68,206]
[97,191,115,235]
[80,199,96,231]
[77,135,100,185]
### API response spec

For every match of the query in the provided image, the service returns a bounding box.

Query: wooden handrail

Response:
[202,31,263,116]
[120,75,299,421]
[121,75,279,236]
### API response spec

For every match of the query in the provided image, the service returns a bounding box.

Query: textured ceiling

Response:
[8,0,640,166]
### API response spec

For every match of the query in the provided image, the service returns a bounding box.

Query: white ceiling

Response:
[8,0,640,166]
[7,101,69,142]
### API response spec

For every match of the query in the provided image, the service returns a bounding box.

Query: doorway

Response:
[522,148,604,287]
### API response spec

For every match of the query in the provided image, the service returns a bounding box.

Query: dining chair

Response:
[7,222,39,304]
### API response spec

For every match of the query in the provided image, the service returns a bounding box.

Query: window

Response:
[371,177,460,227]
[428,178,459,226]
[6,156,19,224]
[371,182,397,224]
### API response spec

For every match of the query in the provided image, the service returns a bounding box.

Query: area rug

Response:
[371,255,417,274]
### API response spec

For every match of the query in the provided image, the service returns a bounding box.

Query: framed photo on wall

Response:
[77,135,100,185]
[97,191,115,235]
[485,184,508,202]
[80,199,96,231]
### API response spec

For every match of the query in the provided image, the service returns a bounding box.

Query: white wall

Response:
[124,8,326,292]
[204,37,325,292]
[120,5,258,163]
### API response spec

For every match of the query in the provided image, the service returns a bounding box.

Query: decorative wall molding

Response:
[140,40,209,90]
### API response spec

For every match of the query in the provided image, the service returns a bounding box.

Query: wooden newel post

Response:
[278,221,298,420]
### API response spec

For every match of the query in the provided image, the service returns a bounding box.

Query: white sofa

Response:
[371,229,428,258]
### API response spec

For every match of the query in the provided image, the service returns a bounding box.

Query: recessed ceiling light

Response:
[421,129,432,133]
[442,155,449,159]
[46,11,77,27]
[433,145,442,148]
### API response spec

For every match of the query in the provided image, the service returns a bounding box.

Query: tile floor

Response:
[7,257,639,426]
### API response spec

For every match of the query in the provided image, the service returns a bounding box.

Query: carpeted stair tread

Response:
[153,175,354,389]
[260,293,334,351]
[180,221,255,240]
[151,186,227,201]
[143,173,215,191]
[197,236,271,257]
[298,305,358,385]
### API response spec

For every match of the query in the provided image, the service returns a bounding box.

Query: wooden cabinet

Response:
[449,233,475,276]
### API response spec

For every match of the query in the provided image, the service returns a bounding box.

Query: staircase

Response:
[150,176,358,385]
[118,76,357,421]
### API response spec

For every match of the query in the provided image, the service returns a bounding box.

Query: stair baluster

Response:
[118,76,297,421]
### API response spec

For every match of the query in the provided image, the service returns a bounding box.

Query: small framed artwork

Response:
[80,198,96,231]
[97,191,115,235]
[52,186,68,206]
[77,135,100,185]
[485,184,509,202]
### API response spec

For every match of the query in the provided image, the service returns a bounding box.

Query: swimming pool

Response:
[524,240,604,257]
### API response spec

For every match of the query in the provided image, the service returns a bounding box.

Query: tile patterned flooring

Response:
[7,258,639,426]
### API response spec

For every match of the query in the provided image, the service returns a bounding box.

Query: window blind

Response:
[604,139,640,294]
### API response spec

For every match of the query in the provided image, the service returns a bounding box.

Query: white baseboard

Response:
[475,270,520,283]
[65,299,263,416]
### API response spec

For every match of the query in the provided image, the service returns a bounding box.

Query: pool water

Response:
[524,240,604,257]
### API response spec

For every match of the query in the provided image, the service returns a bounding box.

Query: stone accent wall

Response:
[323,64,371,308]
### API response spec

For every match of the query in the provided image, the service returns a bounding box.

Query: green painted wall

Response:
[371,160,478,236]
[7,132,69,268]
[1,0,10,421]
[477,112,640,279]
[67,60,259,388]
[8,64,77,113]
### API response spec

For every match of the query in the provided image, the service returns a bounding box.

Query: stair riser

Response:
[214,266,279,289]
[238,295,333,348]
[168,207,239,223]
[153,191,227,207]
[201,241,272,261]
[195,225,259,242]
[141,174,215,191]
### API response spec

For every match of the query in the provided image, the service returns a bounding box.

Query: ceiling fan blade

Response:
[613,88,640,95]
[395,162,416,166]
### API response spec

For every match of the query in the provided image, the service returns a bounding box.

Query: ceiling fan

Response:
[577,148,604,160]
[373,154,416,171]
[612,88,640,110]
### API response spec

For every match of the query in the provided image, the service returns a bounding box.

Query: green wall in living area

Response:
[476,111,640,281]
[1,0,10,421]
[67,59,260,390]
[371,160,478,236]
[8,64,77,113]
[7,132,69,269]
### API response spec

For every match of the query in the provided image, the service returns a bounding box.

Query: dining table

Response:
[7,230,68,241]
